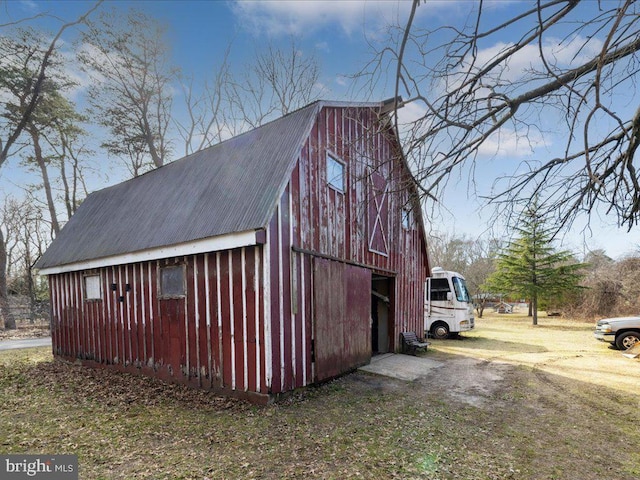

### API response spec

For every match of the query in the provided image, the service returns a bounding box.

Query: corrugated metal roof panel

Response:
[36,102,323,269]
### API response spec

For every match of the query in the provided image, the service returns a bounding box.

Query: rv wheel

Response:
[431,322,450,339]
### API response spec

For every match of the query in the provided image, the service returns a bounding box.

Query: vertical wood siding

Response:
[48,104,430,401]
[264,105,429,389]
[49,246,270,401]
[290,106,429,349]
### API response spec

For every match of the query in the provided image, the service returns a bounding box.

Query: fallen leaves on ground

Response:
[1,314,639,480]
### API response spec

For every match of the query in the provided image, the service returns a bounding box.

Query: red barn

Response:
[36,100,431,403]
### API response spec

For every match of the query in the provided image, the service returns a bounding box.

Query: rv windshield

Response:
[452,277,471,303]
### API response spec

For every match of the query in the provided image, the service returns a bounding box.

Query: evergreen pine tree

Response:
[485,205,585,325]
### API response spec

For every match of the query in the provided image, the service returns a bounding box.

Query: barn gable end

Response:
[37,100,430,403]
[264,105,429,393]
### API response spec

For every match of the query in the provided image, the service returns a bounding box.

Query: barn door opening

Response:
[313,258,371,382]
[371,275,393,355]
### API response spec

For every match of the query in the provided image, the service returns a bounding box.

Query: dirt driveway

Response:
[398,314,640,480]
[356,313,640,479]
[426,314,640,396]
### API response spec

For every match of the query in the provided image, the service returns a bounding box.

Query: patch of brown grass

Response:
[1,314,639,479]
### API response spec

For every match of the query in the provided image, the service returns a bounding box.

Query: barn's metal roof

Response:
[36,102,332,270]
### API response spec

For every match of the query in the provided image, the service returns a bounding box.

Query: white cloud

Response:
[335,75,347,87]
[398,99,427,125]
[478,128,549,158]
[19,0,38,12]
[315,41,329,52]
[471,35,604,84]
[230,0,411,38]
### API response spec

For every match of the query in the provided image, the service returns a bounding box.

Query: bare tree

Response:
[177,40,322,156]
[0,2,101,329]
[176,46,233,156]
[2,197,48,323]
[572,251,640,318]
[428,232,477,274]
[372,0,640,232]
[254,40,321,116]
[226,40,321,130]
[79,7,176,174]
[51,123,92,220]
[1,197,29,328]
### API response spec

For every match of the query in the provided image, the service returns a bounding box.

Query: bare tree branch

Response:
[369,0,640,232]
[0,1,101,168]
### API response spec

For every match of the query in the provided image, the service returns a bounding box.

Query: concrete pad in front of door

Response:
[359,353,443,381]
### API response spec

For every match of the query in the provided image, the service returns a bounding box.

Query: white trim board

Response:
[38,230,260,275]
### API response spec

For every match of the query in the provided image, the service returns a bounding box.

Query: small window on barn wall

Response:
[326,153,345,193]
[402,207,413,230]
[84,275,102,300]
[160,265,186,297]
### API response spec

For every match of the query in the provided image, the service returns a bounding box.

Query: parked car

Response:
[594,316,640,350]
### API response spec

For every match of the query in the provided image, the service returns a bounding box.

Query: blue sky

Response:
[2,0,639,259]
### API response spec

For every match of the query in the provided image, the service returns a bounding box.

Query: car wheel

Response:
[431,322,450,339]
[615,331,640,350]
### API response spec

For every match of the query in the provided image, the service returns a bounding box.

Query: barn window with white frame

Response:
[84,275,102,300]
[326,153,345,193]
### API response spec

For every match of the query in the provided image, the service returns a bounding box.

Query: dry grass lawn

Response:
[0,312,638,479]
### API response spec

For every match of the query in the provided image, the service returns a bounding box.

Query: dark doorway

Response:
[371,275,393,354]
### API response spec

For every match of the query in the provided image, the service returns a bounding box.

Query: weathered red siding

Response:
[48,104,430,402]
[290,106,429,348]
[262,105,429,389]
[49,247,270,402]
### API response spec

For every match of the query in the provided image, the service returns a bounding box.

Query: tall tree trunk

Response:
[23,235,36,324]
[0,230,15,329]
[476,299,486,318]
[59,147,73,220]
[532,294,538,326]
[30,128,60,235]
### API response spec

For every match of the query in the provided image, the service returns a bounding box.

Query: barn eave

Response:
[37,228,265,275]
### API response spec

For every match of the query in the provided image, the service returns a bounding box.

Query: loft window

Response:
[84,275,102,300]
[160,265,185,297]
[327,154,345,192]
[402,207,412,229]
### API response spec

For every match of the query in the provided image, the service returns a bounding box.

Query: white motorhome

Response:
[425,267,474,339]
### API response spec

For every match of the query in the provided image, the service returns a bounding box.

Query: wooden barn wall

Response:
[288,106,429,349]
[47,105,430,400]
[261,105,430,389]
[48,247,272,400]
[263,181,314,394]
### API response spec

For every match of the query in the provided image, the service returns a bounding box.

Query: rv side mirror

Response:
[447,291,453,301]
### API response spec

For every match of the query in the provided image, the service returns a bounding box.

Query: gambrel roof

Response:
[37,100,409,273]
